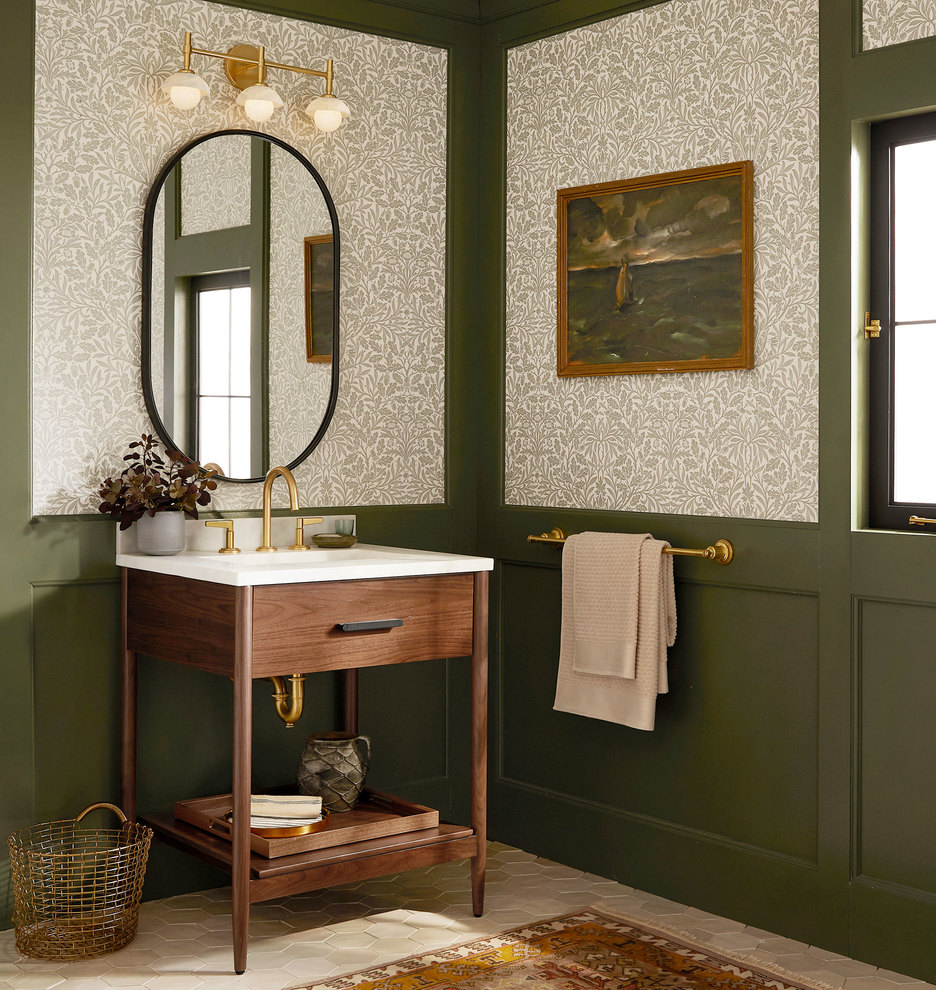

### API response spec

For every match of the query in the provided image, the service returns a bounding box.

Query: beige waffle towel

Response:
[554,532,677,731]
[570,532,650,678]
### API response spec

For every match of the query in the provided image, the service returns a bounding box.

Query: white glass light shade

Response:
[305,94,350,132]
[236,83,283,122]
[161,70,209,110]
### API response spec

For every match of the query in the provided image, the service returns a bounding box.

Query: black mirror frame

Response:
[141,129,340,484]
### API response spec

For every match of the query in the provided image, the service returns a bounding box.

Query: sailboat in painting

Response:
[615,258,638,309]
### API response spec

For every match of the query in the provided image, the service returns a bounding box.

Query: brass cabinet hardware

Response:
[527,527,735,564]
[865,312,881,340]
[291,516,324,551]
[204,519,240,553]
[909,515,936,526]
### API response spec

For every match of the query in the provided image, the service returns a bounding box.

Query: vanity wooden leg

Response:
[343,669,359,735]
[232,587,253,974]
[470,570,489,917]
[119,569,137,822]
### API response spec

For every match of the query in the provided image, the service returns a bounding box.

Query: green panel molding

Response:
[5,0,936,981]
[855,599,936,895]
[499,564,819,862]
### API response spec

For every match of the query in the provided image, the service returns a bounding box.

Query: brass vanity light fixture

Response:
[268,674,305,727]
[161,31,350,130]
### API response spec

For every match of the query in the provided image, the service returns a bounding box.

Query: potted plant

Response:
[97,435,218,555]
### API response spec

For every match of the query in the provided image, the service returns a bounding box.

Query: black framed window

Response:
[869,111,936,529]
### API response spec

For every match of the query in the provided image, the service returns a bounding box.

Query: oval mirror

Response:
[142,130,339,483]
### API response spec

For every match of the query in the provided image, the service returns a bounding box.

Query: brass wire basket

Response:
[8,802,153,960]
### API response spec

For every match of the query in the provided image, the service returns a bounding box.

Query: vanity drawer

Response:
[250,573,475,675]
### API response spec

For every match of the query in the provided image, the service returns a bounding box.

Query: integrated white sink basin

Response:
[189,547,377,565]
[117,542,493,586]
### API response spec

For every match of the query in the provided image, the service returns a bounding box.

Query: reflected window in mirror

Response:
[193,271,255,478]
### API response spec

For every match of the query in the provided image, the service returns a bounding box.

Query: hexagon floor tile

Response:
[0,842,932,990]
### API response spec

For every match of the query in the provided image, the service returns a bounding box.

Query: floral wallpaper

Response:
[268,143,332,467]
[863,0,936,49]
[180,134,251,235]
[504,0,819,522]
[33,0,447,514]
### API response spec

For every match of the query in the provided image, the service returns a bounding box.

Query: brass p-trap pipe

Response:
[268,674,305,727]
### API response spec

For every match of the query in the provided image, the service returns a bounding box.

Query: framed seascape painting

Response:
[557,160,754,377]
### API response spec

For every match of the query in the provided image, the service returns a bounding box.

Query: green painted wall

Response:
[470,0,936,981]
[5,0,936,981]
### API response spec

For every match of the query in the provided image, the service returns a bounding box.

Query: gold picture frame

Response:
[557,160,754,377]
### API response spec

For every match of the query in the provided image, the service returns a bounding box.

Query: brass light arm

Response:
[187,44,333,81]
[182,31,336,93]
[268,674,305,727]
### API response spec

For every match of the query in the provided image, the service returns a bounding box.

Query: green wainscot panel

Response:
[850,880,936,983]
[32,580,122,823]
[858,599,936,895]
[498,563,819,864]
[490,773,831,947]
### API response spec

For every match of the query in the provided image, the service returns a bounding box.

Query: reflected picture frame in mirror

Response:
[304,233,334,363]
[141,129,340,483]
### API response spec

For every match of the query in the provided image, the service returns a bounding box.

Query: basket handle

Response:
[75,802,129,824]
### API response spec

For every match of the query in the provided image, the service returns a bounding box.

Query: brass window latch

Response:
[865,312,881,339]
[909,516,936,527]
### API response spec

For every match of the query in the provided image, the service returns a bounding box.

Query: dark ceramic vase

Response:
[297,731,372,812]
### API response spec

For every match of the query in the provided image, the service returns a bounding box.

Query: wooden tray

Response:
[174,790,439,858]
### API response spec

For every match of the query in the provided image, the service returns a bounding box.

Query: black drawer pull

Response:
[336,619,404,632]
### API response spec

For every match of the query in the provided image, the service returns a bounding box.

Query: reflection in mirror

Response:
[143,130,339,483]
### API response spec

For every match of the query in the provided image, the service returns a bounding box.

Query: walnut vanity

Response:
[118,541,493,974]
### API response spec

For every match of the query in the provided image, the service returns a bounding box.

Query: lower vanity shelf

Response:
[174,789,440,858]
[141,806,478,902]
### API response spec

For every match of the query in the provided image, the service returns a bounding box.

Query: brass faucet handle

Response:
[204,519,240,554]
[291,516,324,551]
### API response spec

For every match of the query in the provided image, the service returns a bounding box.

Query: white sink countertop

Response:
[117,543,494,587]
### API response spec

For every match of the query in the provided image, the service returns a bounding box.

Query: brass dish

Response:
[224,809,329,837]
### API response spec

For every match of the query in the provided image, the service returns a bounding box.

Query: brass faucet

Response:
[257,466,300,552]
[257,466,323,551]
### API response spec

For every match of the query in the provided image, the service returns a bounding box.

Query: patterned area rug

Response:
[308,909,838,990]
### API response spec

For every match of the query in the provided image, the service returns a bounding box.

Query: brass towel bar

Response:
[526,528,735,565]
